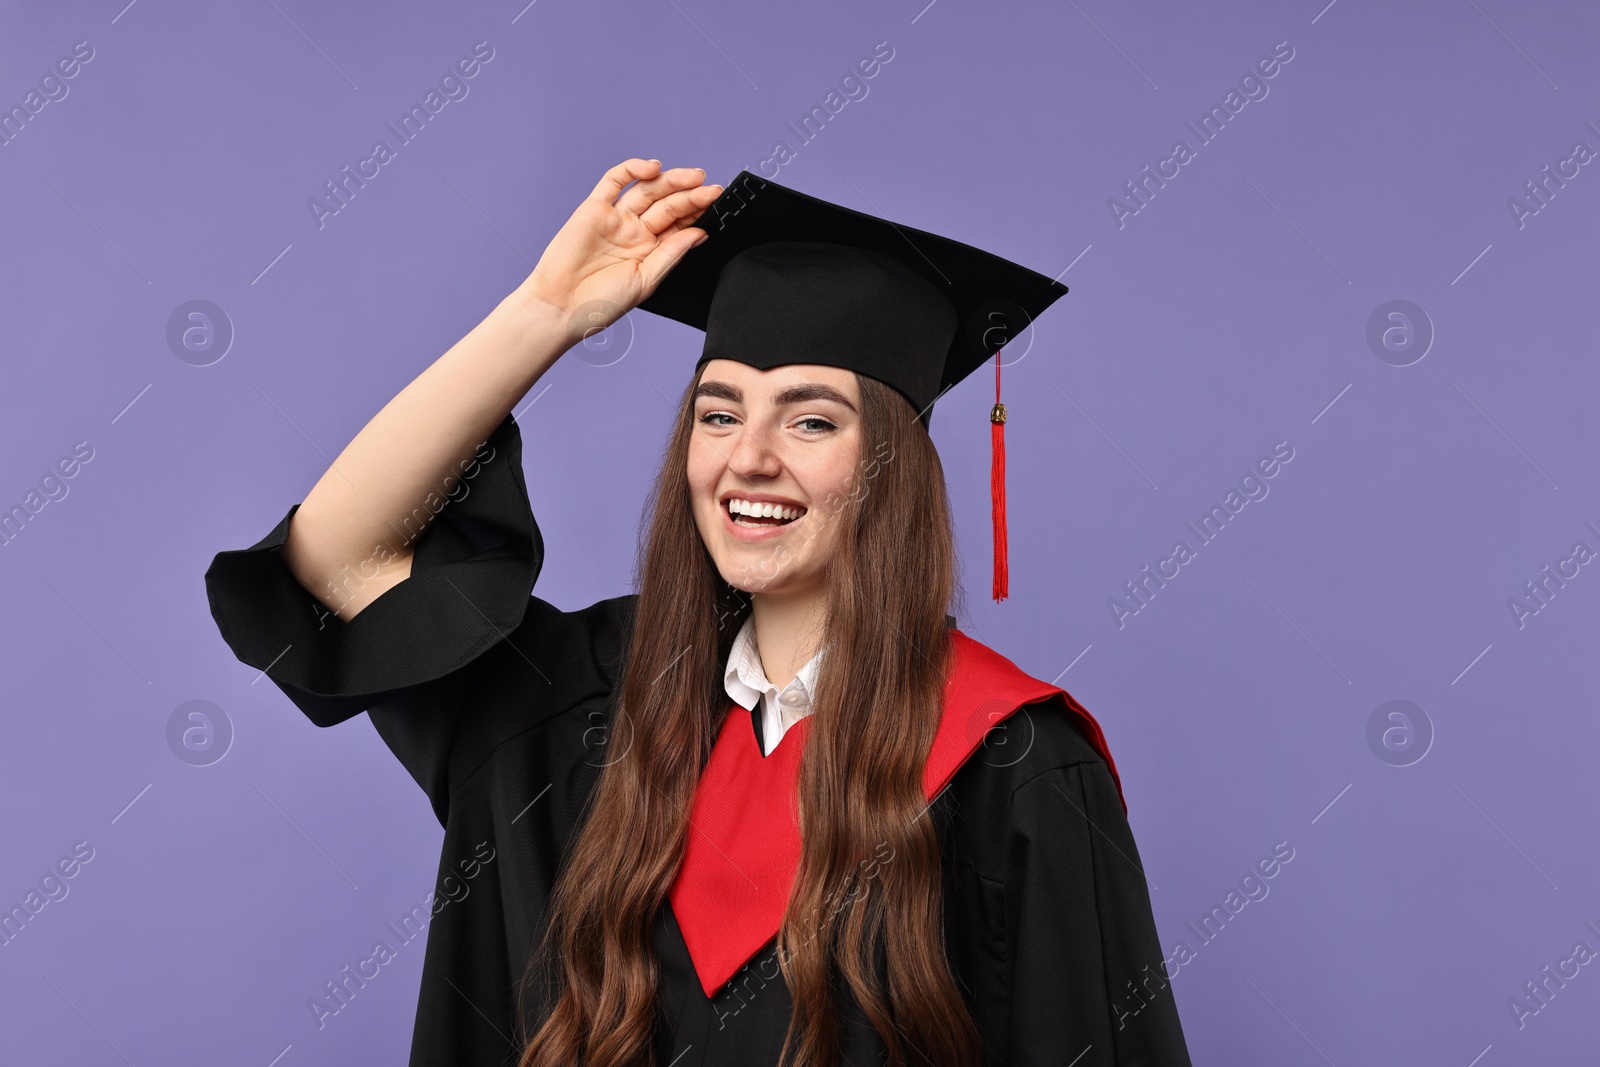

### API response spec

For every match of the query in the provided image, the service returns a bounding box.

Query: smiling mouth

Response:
[726,498,806,528]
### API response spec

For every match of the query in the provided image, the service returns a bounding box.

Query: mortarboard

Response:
[637,170,1069,602]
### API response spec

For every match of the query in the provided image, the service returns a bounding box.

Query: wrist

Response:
[498,283,580,354]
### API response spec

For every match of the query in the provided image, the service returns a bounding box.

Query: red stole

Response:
[665,628,1123,998]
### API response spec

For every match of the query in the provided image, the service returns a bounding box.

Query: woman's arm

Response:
[281,158,722,621]
[1005,759,1193,1065]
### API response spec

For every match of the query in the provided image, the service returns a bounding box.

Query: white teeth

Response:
[726,498,805,522]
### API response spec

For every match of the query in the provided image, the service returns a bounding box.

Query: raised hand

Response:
[520,158,722,347]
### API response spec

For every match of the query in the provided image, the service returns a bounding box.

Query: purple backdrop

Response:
[2,1,1596,1063]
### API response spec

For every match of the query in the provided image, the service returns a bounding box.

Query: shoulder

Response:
[466,590,638,708]
[946,694,1114,802]
[439,591,639,786]
[526,591,637,683]
[935,630,1127,865]
[941,628,1119,791]
[936,702,1121,881]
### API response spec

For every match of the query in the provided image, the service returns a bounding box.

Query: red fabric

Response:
[666,628,1123,998]
[991,418,1008,602]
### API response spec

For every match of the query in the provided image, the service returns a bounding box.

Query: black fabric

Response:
[636,170,1070,426]
[204,412,1192,1066]
[699,242,955,419]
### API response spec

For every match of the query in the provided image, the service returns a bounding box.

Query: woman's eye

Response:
[698,411,736,427]
[796,417,837,433]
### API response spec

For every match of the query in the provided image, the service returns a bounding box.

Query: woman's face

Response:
[688,359,863,599]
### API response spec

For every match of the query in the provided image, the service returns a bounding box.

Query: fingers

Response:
[585,157,662,205]
[638,181,723,236]
[616,165,714,219]
[635,224,711,300]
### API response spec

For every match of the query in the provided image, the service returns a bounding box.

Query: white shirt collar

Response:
[723,614,824,756]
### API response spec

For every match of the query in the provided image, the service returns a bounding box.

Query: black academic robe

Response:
[204,411,1192,1067]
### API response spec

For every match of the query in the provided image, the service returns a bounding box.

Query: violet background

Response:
[2,1,1596,1064]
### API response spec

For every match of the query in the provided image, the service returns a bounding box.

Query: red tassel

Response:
[990,349,1009,603]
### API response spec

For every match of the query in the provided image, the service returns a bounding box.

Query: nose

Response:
[726,417,782,482]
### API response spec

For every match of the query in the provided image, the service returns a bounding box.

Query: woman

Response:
[205,159,1192,1067]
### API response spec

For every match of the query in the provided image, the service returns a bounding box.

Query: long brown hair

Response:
[515,365,979,1067]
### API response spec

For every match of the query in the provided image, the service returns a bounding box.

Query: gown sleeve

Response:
[202,411,547,819]
[1005,757,1193,1066]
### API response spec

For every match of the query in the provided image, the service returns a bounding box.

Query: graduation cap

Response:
[637,170,1069,602]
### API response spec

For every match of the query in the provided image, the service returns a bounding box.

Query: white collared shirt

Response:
[722,615,824,756]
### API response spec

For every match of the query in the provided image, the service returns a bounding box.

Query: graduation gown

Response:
[204,411,1193,1067]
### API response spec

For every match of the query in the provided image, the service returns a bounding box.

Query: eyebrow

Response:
[693,379,858,414]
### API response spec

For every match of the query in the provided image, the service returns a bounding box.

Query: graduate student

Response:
[205,159,1193,1067]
